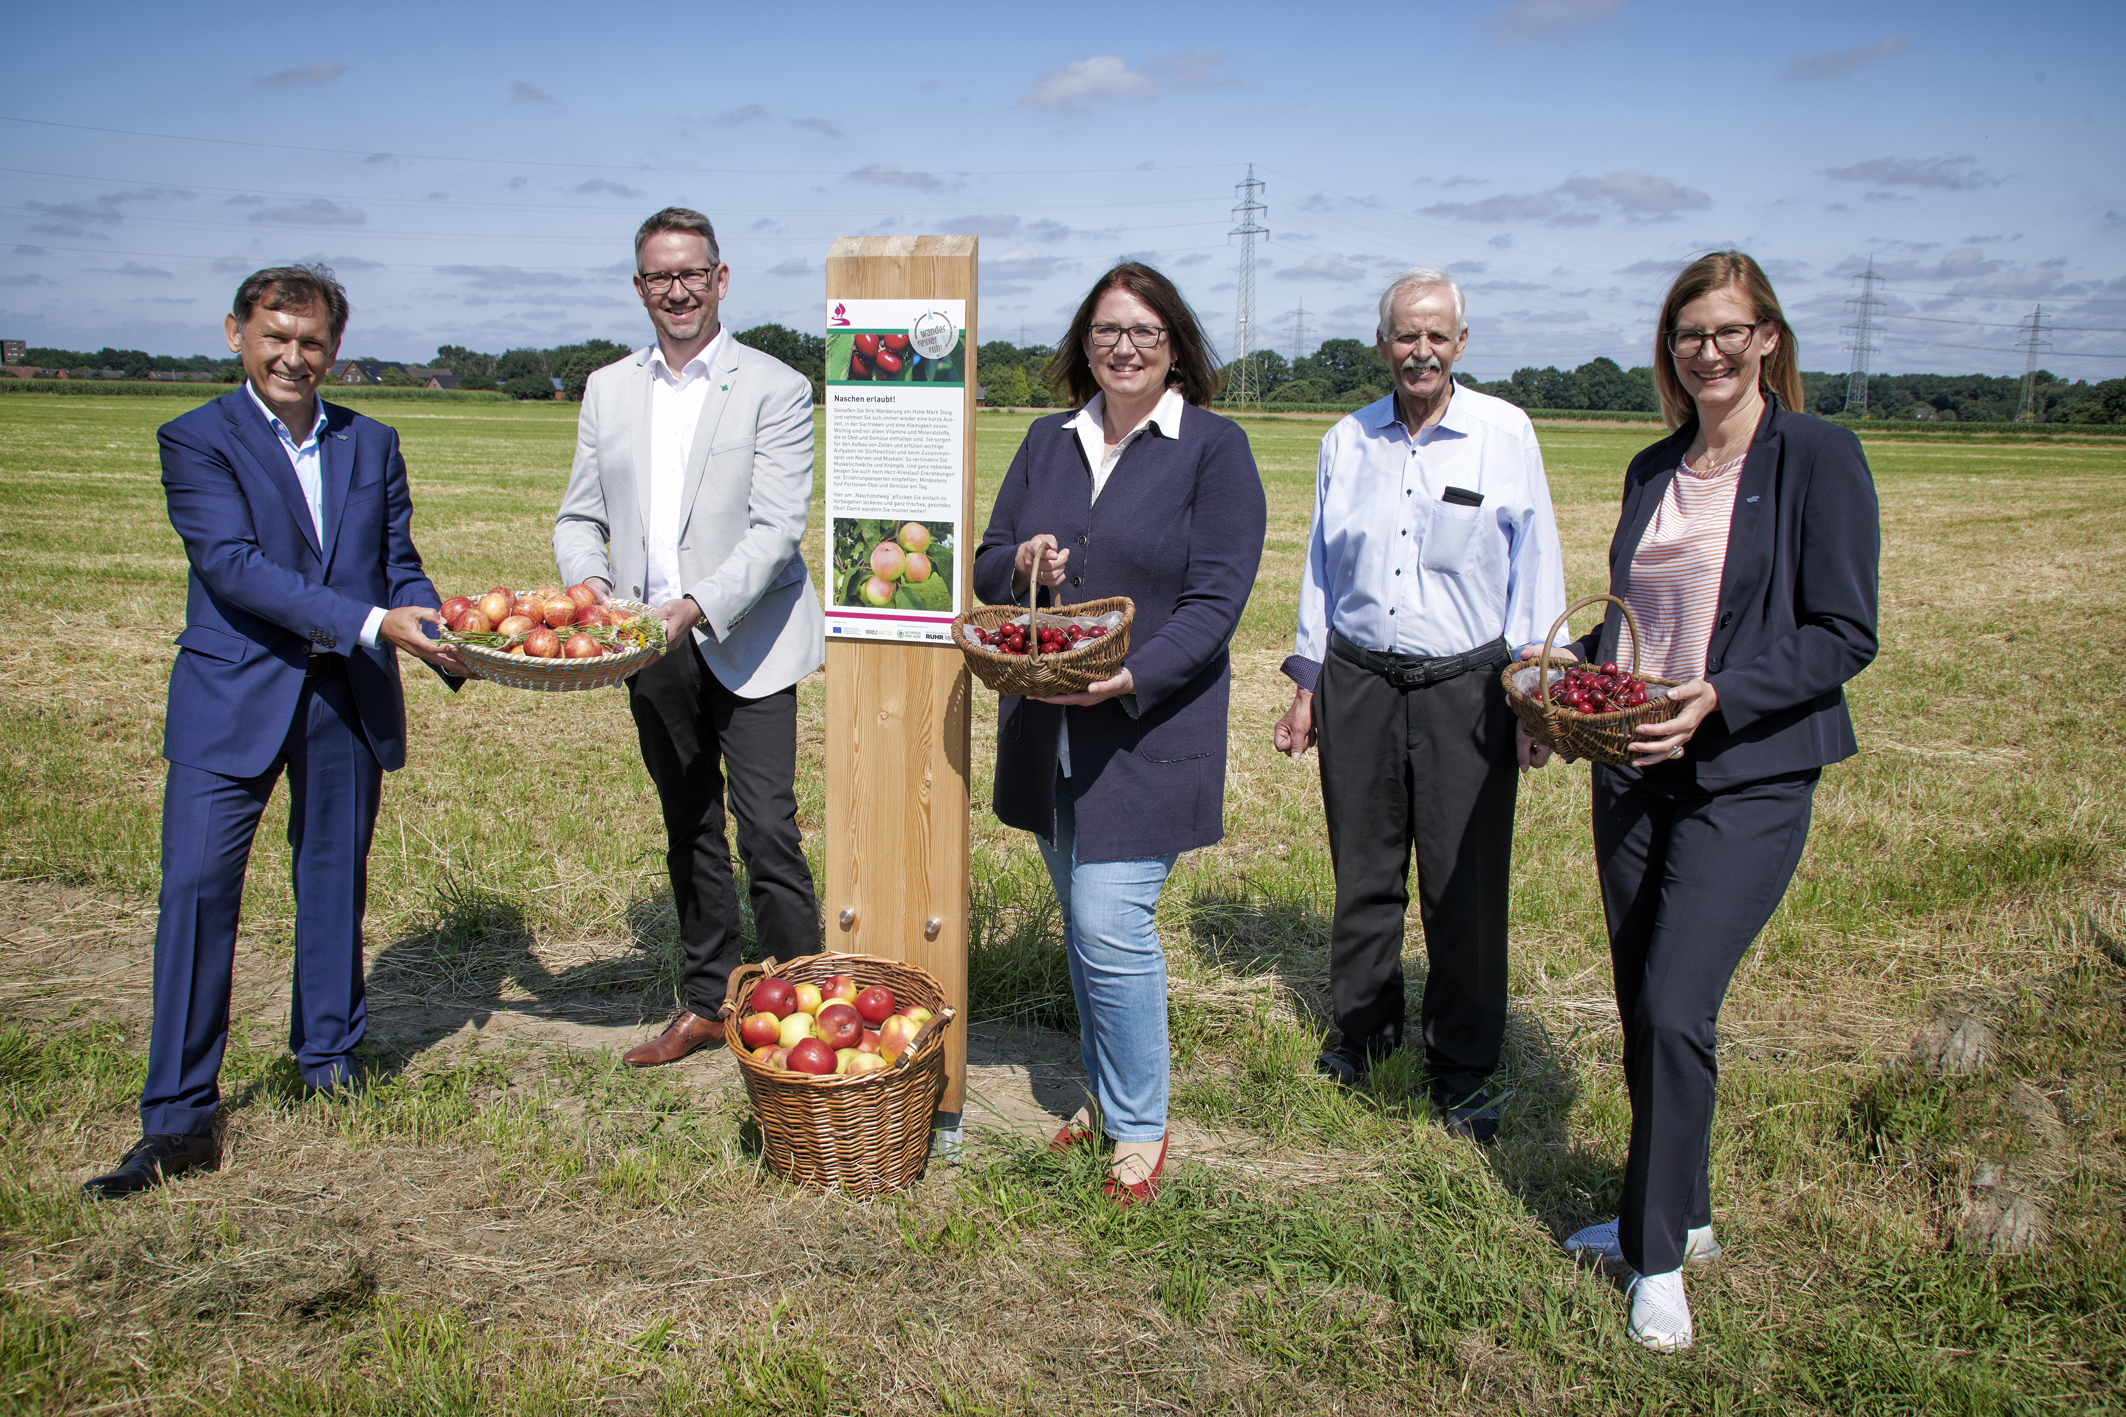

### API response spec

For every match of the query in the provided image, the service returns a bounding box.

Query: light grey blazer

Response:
[553,339,824,698]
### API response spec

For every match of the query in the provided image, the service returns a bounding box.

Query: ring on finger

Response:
[1667,746,1683,759]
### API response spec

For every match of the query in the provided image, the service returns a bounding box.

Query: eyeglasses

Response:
[637,266,719,295]
[1088,324,1167,349]
[1668,320,1766,358]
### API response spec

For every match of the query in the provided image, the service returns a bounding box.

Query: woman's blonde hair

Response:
[1652,251,1804,431]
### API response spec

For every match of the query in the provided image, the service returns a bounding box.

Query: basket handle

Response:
[719,955,778,1022]
[1535,592,1647,695]
[889,1005,956,1073]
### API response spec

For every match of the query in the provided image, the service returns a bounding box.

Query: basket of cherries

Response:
[1502,594,1682,765]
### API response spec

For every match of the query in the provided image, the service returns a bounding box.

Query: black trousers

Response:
[628,639,819,1018]
[1593,761,1817,1275]
[1315,645,1517,1105]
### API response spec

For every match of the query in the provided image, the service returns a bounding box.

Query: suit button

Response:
[1719,610,1733,627]
[1071,576,1082,587]
[1708,658,1722,673]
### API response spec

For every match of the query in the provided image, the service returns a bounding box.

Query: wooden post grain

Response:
[822,235,976,1113]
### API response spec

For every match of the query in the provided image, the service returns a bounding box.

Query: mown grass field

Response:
[1,391,2121,1415]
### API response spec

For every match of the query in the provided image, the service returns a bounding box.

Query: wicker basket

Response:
[720,951,956,1198]
[952,596,1133,697]
[444,599,665,692]
[1502,593,1683,766]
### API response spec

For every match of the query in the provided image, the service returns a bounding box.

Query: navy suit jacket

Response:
[974,406,1267,860]
[1572,394,1879,787]
[157,390,448,778]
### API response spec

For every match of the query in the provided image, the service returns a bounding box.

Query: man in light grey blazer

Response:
[554,206,823,1066]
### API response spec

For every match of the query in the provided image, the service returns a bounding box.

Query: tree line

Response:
[15,332,2122,423]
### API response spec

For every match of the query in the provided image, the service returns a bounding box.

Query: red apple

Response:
[530,586,558,602]
[898,1005,935,1028]
[452,608,489,633]
[563,632,602,659]
[477,591,512,624]
[854,985,896,1025]
[440,596,474,622]
[497,614,537,638]
[844,1051,887,1077]
[793,982,823,1015]
[739,1011,782,1050]
[511,596,542,623]
[761,1046,789,1070]
[543,597,578,629]
[566,582,599,609]
[877,1014,920,1061]
[822,974,859,1007]
[523,626,561,658]
[816,1002,862,1050]
[856,1029,882,1055]
[752,978,797,1019]
[575,606,609,629]
[787,1038,836,1075]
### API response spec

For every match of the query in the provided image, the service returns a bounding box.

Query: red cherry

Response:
[881,333,910,352]
[853,333,881,358]
[875,350,903,375]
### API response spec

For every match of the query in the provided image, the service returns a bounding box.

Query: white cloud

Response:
[1783,36,1908,82]
[717,105,770,126]
[570,178,643,198]
[1018,50,1234,113]
[1823,156,2001,190]
[1483,0,1624,45]
[1829,248,2003,282]
[251,199,365,227]
[765,257,815,277]
[848,163,951,193]
[789,116,842,138]
[1423,170,1708,226]
[256,62,345,88]
[511,81,555,105]
[86,262,173,278]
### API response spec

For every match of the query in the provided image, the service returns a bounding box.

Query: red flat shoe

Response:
[1102,1134,1169,1208]
[1048,1120,1097,1153]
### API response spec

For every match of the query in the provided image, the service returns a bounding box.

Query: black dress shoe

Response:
[1315,1044,1372,1089]
[1440,1092,1501,1144]
[82,1134,219,1199]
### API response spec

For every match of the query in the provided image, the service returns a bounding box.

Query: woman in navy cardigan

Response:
[1536,253,1879,1350]
[973,263,1266,1205]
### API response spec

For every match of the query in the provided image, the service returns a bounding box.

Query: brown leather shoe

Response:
[622,1010,725,1067]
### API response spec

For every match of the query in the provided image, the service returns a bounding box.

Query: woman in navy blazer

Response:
[974,263,1266,1205]
[1540,253,1879,1350]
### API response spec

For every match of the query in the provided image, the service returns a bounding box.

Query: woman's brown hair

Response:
[1652,251,1804,430]
[1045,262,1223,408]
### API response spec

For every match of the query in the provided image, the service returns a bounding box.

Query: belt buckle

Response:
[1388,662,1427,690]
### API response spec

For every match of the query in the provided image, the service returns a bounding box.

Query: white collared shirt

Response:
[1288,385,1566,688]
[644,327,728,607]
[245,381,385,649]
[1062,386,1186,501]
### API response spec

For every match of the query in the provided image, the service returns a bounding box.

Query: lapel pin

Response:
[1745,495,1759,503]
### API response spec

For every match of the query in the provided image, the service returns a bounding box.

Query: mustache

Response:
[1399,354,1444,374]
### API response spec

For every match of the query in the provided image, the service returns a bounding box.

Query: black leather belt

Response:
[1329,631,1507,689]
[305,652,345,679]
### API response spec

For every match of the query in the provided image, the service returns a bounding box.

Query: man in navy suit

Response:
[84,266,464,1198]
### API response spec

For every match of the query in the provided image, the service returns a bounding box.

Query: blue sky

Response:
[3,0,2122,381]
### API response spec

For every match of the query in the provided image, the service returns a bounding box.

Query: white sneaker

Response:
[1562,1218,1722,1265]
[1626,1268,1693,1352]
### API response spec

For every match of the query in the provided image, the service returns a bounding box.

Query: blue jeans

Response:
[1034,783,1177,1142]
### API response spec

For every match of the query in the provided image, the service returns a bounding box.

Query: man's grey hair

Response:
[1377,268,1466,337]
[634,206,721,268]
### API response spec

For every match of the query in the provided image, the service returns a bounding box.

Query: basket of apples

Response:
[953,596,1132,698]
[722,951,956,1198]
[1502,594,1683,766]
[433,583,667,692]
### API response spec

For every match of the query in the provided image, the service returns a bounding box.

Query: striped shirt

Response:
[1622,454,1745,681]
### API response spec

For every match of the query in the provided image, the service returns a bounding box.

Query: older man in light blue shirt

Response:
[1273,268,1567,1140]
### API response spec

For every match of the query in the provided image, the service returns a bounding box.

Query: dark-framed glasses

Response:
[638,266,718,295]
[1088,323,1167,349]
[1668,320,1766,358]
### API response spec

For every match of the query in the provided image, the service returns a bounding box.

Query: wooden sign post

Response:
[821,235,977,1119]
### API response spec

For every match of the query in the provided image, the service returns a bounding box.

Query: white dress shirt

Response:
[1062,386,1187,502]
[1048,387,1182,777]
[1286,385,1567,691]
[245,381,386,649]
[644,327,729,608]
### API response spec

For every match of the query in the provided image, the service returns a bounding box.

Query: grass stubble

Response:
[0,394,2121,1414]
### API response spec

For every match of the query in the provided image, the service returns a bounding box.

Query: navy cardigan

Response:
[1573,394,1880,787]
[974,406,1267,860]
